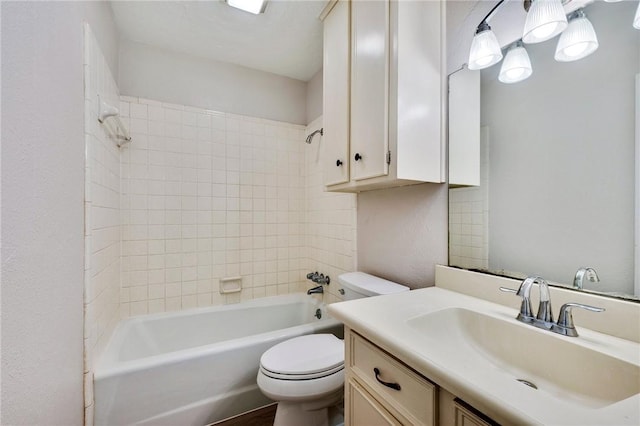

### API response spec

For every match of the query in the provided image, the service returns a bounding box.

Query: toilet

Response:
[257,272,410,426]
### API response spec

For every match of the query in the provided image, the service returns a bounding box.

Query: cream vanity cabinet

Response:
[345,328,499,426]
[320,0,445,192]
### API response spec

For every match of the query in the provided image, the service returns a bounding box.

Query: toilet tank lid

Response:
[338,272,409,296]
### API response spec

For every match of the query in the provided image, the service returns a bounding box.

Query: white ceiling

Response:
[110,0,327,82]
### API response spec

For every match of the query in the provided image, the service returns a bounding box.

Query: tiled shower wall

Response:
[118,97,309,316]
[83,24,121,423]
[303,116,357,302]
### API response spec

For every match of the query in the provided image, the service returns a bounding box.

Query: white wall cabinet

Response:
[320,0,446,193]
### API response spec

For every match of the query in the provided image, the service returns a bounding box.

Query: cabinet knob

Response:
[336,159,343,167]
[354,153,362,161]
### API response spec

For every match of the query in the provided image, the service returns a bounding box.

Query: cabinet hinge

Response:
[386,150,391,165]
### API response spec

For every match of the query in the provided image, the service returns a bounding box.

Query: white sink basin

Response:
[406,307,640,408]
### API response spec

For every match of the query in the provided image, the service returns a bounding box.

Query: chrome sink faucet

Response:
[501,275,605,337]
[573,267,600,290]
[501,276,552,325]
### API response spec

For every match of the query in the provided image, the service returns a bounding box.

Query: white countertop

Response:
[328,287,640,425]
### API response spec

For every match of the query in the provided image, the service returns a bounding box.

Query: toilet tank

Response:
[338,272,410,300]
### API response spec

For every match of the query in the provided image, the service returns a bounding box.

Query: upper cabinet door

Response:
[322,0,350,187]
[350,0,389,181]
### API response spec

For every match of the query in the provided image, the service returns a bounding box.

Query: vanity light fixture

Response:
[468,22,503,70]
[467,0,505,70]
[499,41,532,84]
[225,0,267,15]
[554,9,598,62]
[522,0,568,44]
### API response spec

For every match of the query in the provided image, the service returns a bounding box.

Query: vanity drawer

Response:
[349,332,437,426]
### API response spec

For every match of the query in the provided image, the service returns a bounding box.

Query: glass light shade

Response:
[468,27,503,70]
[555,10,598,62]
[635,2,640,30]
[522,0,568,44]
[499,43,532,84]
[226,0,266,14]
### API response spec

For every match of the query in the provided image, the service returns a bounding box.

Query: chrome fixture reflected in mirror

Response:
[573,267,600,290]
[449,0,640,301]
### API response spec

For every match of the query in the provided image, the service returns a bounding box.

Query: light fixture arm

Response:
[478,0,506,29]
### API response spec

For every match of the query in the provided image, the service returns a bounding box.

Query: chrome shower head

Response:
[305,128,323,144]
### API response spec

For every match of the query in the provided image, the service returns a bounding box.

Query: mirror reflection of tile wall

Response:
[449,127,488,271]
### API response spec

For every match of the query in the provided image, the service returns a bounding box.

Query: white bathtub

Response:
[94,293,343,425]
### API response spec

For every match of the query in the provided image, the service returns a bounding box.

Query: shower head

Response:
[305,128,323,144]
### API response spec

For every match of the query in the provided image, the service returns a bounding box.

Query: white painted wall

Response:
[481,1,637,294]
[118,40,308,125]
[357,184,448,288]
[1,2,118,424]
[306,69,323,124]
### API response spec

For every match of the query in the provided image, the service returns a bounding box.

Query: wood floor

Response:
[210,404,277,426]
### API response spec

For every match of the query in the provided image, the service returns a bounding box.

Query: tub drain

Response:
[517,379,538,390]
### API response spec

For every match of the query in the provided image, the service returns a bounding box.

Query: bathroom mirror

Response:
[448,0,640,301]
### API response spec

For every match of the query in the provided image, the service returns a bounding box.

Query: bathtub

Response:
[94,293,343,425]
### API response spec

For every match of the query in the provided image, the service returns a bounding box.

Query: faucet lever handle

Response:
[553,303,605,337]
[499,287,517,294]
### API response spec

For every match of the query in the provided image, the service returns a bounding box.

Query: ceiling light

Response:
[468,22,503,70]
[522,0,568,44]
[499,41,533,84]
[635,2,640,29]
[226,0,267,15]
[555,10,598,62]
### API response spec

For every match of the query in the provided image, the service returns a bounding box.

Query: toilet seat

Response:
[260,334,344,380]
[257,334,345,401]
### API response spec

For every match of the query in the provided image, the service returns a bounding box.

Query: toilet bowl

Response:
[256,272,410,426]
[257,334,345,426]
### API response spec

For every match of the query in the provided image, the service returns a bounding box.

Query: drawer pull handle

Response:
[373,367,401,391]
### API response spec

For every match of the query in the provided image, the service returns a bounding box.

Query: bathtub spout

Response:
[307,285,324,295]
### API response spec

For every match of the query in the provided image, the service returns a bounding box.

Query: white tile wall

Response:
[449,126,489,270]
[303,117,357,302]
[83,24,121,425]
[118,97,309,315]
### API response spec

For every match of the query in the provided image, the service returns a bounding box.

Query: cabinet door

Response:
[347,378,401,426]
[350,0,389,181]
[454,399,498,426]
[323,0,350,186]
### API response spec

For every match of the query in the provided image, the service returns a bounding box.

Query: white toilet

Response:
[257,272,410,426]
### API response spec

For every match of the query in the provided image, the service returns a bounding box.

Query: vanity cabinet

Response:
[320,0,445,193]
[345,328,499,426]
[345,329,437,425]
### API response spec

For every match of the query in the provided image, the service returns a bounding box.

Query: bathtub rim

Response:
[95,293,339,379]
